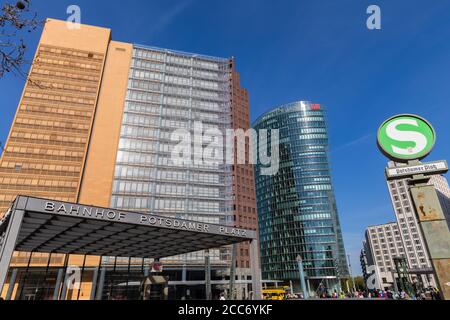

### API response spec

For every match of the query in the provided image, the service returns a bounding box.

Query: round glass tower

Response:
[252,101,349,294]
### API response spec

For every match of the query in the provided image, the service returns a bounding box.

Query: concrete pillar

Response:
[410,183,450,300]
[250,239,262,300]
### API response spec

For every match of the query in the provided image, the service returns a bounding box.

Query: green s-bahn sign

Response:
[377,114,436,162]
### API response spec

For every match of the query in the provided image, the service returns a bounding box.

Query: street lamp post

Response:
[348,254,356,293]
[296,255,309,299]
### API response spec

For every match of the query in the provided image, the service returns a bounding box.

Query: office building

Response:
[359,163,450,291]
[385,162,450,288]
[0,18,258,300]
[252,101,349,293]
[362,223,405,290]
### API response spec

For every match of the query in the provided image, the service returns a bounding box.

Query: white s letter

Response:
[386,119,427,156]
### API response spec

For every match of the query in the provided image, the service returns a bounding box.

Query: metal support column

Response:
[249,239,262,300]
[95,267,106,300]
[89,267,99,301]
[229,243,237,300]
[205,249,212,300]
[60,267,70,301]
[0,209,25,293]
[348,254,356,293]
[5,269,18,300]
[53,269,64,300]
[306,278,311,297]
[76,255,87,300]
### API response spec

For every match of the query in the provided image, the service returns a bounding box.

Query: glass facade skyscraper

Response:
[253,101,348,292]
[110,45,233,266]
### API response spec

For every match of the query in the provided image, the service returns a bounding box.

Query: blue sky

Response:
[1,0,450,275]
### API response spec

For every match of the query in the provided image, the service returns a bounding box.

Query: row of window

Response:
[32,66,99,83]
[20,103,93,119]
[23,91,95,106]
[6,146,84,159]
[116,150,221,171]
[114,166,222,185]
[1,161,80,173]
[113,181,221,198]
[111,196,225,214]
[0,177,78,187]
[30,79,98,95]
[131,69,223,91]
[15,116,89,131]
[127,90,224,111]
[40,45,103,61]
[36,56,101,72]
[10,130,87,145]
[133,58,224,79]
[135,49,222,71]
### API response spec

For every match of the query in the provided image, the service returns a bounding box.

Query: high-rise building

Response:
[384,161,450,289]
[252,101,348,293]
[361,222,405,290]
[0,19,258,300]
[229,64,260,286]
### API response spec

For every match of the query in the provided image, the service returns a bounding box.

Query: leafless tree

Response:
[0,0,41,79]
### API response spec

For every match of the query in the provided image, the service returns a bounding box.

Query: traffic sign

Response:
[377,114,436,162]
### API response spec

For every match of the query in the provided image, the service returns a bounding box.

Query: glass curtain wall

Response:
[253,101,349,293]
[110,46,234,267]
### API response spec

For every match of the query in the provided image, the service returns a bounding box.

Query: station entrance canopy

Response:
[0,196,261,299]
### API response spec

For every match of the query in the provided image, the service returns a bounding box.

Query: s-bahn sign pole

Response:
[377,114,450,300]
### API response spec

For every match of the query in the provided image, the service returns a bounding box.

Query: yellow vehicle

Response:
[262,288,286,300]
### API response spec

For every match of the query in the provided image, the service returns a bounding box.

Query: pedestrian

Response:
[431,288,441,300]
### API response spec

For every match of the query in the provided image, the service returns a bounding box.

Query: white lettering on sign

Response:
[219,226,247,237]
[44,201,127,221]
[140,215,210,233]
[139,215,247,236]
[40,200,252,239]
[45,202,55,211]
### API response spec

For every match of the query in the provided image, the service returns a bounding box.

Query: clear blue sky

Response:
[1,0,449,275]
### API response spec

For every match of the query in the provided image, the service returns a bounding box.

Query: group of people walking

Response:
[318,287,442,300]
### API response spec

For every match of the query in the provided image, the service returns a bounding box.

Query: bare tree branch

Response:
[0,0,42,80]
